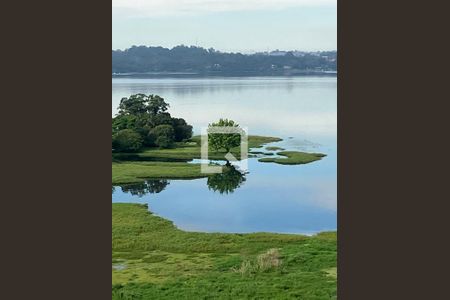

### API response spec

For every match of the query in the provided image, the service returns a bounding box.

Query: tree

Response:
[147,112,172,127]
[112,45,337,74]
[112,94,193,150]
[117,94,148,115]
[148,95,170,115]
[117,94,170,116]
[208,119,242,153]
[172,118,193,142]
[112,129,143,152]
[148,125,175,148]
[112,115,137,134]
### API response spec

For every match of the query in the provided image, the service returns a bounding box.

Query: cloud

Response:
[112,0,336,17]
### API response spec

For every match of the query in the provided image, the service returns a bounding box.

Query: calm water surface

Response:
[112,76,336,234]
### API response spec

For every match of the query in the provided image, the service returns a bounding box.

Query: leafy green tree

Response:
[172,118,193,142]
[208,119,242,153]
[112,114,151,134]
[112,129,143,152]
[112,115,137,134]
[148,125,175,148]
[112,94,193,150]
[118,94,148,115]
[118,94,169,116]
[147,112,173,127]
[148,95,170,115]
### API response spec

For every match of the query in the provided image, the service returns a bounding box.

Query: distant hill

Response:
[112,45,336,76]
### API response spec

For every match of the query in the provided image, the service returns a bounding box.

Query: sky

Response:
[112,0,336,53]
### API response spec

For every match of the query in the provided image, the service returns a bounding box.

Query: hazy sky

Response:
[112,0,336,52]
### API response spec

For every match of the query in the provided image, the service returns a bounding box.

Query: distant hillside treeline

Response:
[112,45,337,75]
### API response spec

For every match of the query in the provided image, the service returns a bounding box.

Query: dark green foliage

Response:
[118,94,169,116]
[148,125,175,148]
[112,115,135,133]
[112,129,144,152]
[112,94,192,149]
[147,112,172,127]
[112,45,337,74]
[148,95,169,115]
[172,118,193,142]
[118,94,148,115]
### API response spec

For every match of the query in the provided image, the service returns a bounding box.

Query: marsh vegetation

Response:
[112,203,337,300]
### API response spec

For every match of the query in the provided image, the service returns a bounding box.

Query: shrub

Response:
[172,118,193,142]
[232,260,254,276]
[148,125,175,148]
[256,248,282,272]
[112,129,143,152]
[231,248,282,276]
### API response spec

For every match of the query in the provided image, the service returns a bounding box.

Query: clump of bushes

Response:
[147,125,176,149]
[112,94,192,152]
[232,248,282,276]
[112,129,143,152]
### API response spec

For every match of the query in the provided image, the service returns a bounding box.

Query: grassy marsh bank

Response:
[265,146,285,151]
[112,135,327,184]
[259,151,326,165]
[112,161,210,185]
[115,135,282,161]
[112,203,337,299]
[112,135,282,184]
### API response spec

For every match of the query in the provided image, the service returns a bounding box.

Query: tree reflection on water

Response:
[113,162,247,197]
[116,179,170,197]
[206,162,247,194]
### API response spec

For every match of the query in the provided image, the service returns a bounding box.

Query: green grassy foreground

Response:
[259,151,326,165]
[112,203,337,299]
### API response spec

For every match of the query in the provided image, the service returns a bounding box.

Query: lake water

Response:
[112,76,336,235]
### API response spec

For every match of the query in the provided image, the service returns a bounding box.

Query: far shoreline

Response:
[112,71,337,79]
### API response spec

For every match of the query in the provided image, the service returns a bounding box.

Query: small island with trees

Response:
[112,94,326,185]
[112,94,193,152]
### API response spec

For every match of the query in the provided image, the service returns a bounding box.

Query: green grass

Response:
[259,151,326,165]
[116,135,282,161]
[112,161,213,185]
[265,146,285,151]
[245,135,282,148]
[249,151,275,156]
[112,135,282,184]
[112,203,337,299]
